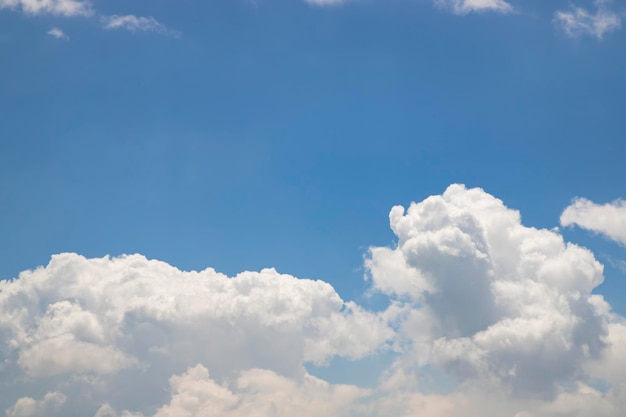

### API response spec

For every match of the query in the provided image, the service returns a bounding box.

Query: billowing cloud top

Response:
[367,184,607,398]
[1,185,625,417]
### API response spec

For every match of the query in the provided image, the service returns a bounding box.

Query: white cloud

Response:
[101,15,179,36]
[366,184,608,398]
[2,185,626,416]
[0,253,391,415]
[561,197,626,245]
[0,0,91,16]
[150,364,368,417]
[434,0,513,15]
[554,0,621,39]
[6,392,66,417]
[304,0,345,5]
[47,27,68,40]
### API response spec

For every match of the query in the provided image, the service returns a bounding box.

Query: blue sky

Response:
[1,1,626,416]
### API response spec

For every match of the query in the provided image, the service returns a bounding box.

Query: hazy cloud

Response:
[0,0,91,16]
[434,0,513,15]
[554,0,621,39]
[101,15,179,36]
[6,392,66,417]
[47,27,69,40]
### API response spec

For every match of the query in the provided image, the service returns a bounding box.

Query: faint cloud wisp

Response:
[47,27,69,40]
[554,0,622,39]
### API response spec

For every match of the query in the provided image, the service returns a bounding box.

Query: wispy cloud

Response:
[434,0,514,15]
[0,0,92,16]
[554,0,621,39]
[101,14,180,37]
[304,0,345,5]
[47,27,69,40]
[0,1,178,38]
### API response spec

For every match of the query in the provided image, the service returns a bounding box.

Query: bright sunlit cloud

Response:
[1,185,625,417]
[561,197,626,245]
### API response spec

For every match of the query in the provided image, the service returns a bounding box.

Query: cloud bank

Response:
[1,185,625,417]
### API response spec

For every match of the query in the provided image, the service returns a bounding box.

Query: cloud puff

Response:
[434,0,513,15]
[366,184,608,398]
[561,197,626,246]
[554,0,622,39]
[101,15,177,36]
[47,27,69,40]
[0,0,91,16]
[149,364,368,417]
[6,392,66,417]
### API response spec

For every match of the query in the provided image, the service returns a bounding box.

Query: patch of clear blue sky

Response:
[1,0,625,318]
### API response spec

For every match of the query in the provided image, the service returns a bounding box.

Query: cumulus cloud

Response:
[47,27,68,40]
[434,0,514,15]
[2,185,626,416]
[0,253,391,414]
[149,364,368,417]
[561,197,626,246]
[101,15,179,36]
[366,184,608,398]
[0,0,91,16]
[6,392,66,417]
[554,0,622,39]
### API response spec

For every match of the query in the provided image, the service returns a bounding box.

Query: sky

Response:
[1,0,626,416]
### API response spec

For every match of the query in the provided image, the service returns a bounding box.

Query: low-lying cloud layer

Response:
[1,184,625,417]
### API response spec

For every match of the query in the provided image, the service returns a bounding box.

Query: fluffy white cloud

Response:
[366,184,608,398]
[561,197,626,246]
[554,0,621,39]
[47,27,69,40]
[0,0,91,16]
[149,364,368,417]
[6,392,66,417]
[101,15,177,36]
[2,185,626,417]
[434,0,513,15]
[0,253,391,415]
